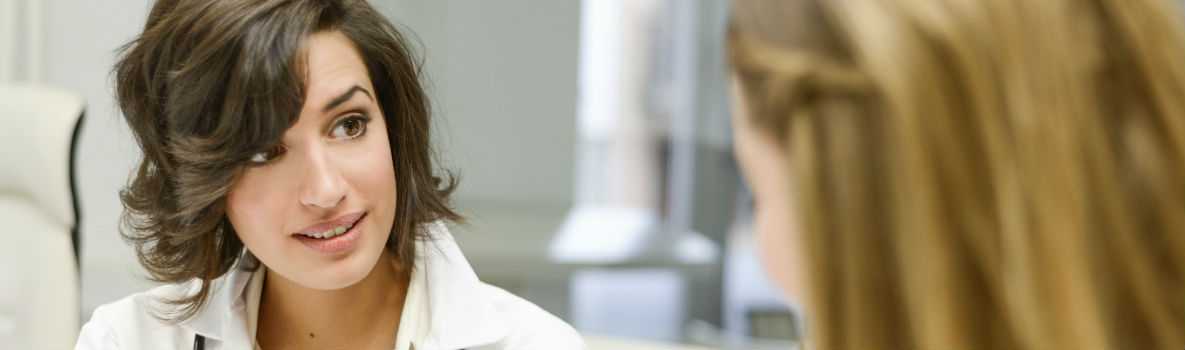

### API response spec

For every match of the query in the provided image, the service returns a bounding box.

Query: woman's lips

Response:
[293,212,366,255]
[294,212,365,236]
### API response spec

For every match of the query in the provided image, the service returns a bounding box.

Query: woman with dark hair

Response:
[75,1,582,349]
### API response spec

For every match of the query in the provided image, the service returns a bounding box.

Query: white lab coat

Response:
[75,222,585,350]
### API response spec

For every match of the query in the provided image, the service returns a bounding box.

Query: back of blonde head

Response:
[729,0,1185,349]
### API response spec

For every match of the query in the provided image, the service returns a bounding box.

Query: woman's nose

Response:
[298,147,347,209]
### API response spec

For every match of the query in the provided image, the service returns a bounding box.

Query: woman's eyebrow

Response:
[322,85,373,112]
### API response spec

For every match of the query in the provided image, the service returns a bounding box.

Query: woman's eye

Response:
[331,115,370,139]
[249,145,286,165]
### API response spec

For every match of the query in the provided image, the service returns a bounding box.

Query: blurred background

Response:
[0,0,801,349]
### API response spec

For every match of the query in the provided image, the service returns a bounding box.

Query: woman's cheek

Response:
[226,175,288,249]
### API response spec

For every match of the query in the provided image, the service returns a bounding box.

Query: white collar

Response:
[179,221,510,349]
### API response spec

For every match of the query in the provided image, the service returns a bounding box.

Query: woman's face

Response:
[730,76,806,304]
[226,31,398,291]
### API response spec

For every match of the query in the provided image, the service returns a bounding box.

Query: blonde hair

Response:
[729,0,1185,349]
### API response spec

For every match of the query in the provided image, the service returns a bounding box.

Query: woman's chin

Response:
[290,246,385,291]
[297,262,370,290]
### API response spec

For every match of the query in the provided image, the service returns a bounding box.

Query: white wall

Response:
[380,0,579,208]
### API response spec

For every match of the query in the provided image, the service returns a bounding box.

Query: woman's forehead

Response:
[301,31,375,109]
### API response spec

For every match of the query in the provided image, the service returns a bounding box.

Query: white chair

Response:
[0,84,84,349]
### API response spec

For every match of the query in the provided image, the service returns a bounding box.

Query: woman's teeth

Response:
[302,223,354,239]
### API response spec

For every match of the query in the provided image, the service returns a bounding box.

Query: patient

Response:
[75,1,581,349]
[728,0,1185,349]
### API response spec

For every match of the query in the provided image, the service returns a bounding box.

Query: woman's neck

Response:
[257,251,409,350]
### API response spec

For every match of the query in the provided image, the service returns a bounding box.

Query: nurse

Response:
[76,0,583,349]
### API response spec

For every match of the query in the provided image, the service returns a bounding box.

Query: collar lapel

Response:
[179,252,258,344]
[416,221,510,349]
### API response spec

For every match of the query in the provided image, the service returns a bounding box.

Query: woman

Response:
[76,1,583,349]
[729,0,1185,349]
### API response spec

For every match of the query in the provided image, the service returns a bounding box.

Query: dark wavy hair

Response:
[113,0,460,321]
